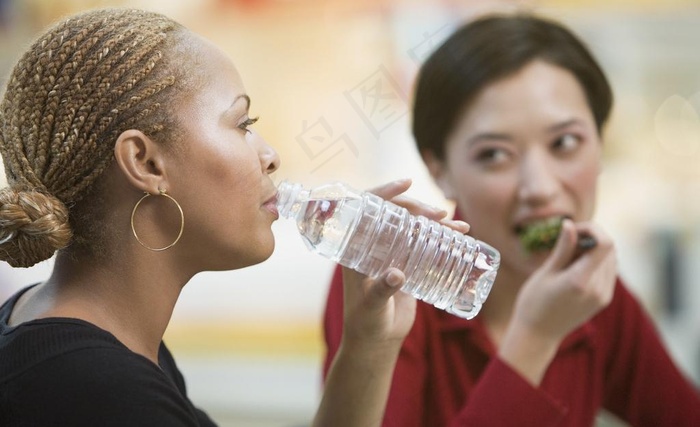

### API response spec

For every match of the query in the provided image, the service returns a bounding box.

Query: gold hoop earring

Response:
[130,189,184,251]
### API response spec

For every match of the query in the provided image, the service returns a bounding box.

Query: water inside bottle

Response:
[297,197,361,261]
[297,194,407,277]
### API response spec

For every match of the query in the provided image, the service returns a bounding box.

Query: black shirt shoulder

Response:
[0,286,217,427]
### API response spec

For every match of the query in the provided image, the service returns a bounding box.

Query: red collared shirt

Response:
[323,267,700,426]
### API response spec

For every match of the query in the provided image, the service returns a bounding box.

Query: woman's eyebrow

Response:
[230,94,251,110]
[466,132,513,146]
[547,118,583,133]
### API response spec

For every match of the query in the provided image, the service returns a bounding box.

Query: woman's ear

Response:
[422,150,455,200]
[113,130,169,193]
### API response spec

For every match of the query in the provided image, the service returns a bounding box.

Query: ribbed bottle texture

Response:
[276,180,500,319]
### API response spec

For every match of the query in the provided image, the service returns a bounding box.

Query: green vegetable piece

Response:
[519,216,563,253]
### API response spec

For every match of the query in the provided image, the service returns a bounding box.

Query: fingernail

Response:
[386,270,402,288]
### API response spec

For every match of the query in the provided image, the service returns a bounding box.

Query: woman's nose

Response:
[517,150,559,205]
[254,134,280,174]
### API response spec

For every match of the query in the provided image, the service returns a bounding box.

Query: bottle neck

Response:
[276,180,309,219]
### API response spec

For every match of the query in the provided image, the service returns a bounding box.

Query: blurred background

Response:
[1,0,699,426]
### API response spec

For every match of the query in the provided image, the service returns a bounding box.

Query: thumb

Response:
[544,219,578,270]
[364,268,406,309]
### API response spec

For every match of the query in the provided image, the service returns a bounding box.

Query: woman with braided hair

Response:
[0,8,454,426]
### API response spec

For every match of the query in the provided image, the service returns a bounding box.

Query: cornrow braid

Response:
[0,8,194,267]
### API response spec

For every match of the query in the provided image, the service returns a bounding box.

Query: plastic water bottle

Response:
[276,180,500,319]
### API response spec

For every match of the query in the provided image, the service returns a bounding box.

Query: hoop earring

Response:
[130,189,184,251]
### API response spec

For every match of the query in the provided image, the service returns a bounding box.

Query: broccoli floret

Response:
[519,217,597,253]
[519,217,563,253]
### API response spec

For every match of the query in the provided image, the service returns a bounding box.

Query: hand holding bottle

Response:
[499,219,617,385]
[339,179,468,347]
[315,179,470,427]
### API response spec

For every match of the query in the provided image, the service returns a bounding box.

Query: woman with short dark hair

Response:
[324,14,700,426]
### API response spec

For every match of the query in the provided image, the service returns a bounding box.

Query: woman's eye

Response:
[553,134,580,152]
[475,148,508,164]
[238,116,259,133]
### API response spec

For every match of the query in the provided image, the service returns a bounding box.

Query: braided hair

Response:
[0,8,194,267]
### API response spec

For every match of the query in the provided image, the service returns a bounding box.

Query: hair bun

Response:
[0,187,73,267]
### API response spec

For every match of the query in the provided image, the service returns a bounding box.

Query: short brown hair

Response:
[413,14,613,160]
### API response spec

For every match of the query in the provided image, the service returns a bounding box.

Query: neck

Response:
[479,265,525,347]
[29,249,190,364]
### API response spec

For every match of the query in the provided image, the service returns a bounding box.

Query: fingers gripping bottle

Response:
[276,181,500,319]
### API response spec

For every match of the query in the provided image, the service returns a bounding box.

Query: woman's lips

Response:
[263,193,279,219]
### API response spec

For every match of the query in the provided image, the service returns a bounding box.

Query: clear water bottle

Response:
[276,180,500,319]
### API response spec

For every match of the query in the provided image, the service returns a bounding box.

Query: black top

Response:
[0,285,217,427]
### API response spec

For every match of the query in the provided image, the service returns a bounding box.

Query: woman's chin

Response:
[200,243,275,272]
